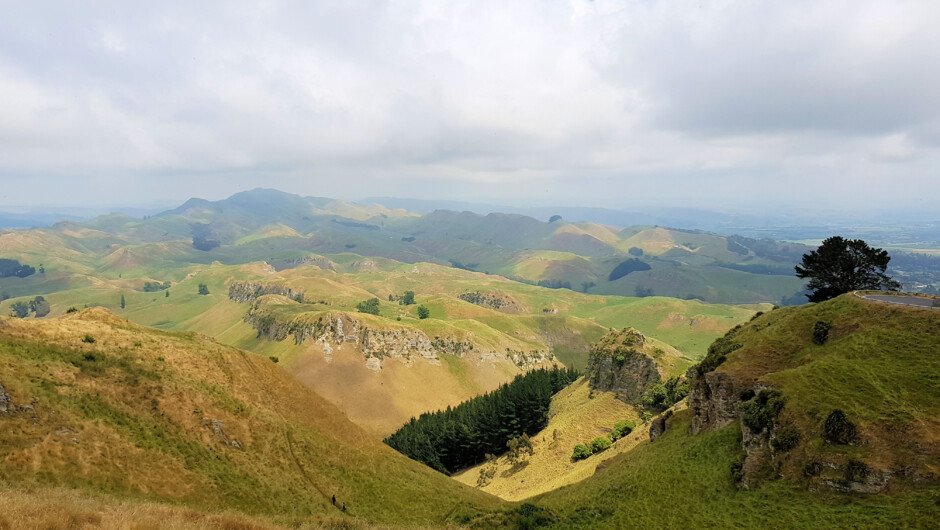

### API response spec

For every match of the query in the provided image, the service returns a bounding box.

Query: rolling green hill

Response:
[0,238,766,437]
[1,188,810,305]
[454,293,940,527]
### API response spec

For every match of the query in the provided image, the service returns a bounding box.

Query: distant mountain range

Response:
[2,188,936,303]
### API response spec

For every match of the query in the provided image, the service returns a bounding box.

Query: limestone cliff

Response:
[240,300,553,372]
[229,280,305,303]
[586,328,661,402]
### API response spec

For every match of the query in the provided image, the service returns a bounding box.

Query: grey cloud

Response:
[0,0,938,211]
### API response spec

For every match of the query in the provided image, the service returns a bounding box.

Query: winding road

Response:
[856,292,940,309]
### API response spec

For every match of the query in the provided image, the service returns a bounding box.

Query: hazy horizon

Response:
[2,1,939,212]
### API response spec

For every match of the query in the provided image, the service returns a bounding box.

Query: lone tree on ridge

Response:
[795,236,900,302]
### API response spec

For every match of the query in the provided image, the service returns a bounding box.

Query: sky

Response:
[1,0,939,212]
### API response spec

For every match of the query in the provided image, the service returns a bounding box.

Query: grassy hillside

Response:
[529,416,938,529]
[0,309,502,526]
[704,293,940,486]
[1,188,811,304]
[452,377,643,501]
[457,293,940,527]
[0,252,764,437]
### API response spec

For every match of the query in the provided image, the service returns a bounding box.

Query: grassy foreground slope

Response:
[531,417,938,529]
[0,309,502,526]
[504,294,940,528]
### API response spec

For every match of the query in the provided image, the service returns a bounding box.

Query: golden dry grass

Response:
[0,309,503,525]
[452,378,648,500]
[0,486,469,529]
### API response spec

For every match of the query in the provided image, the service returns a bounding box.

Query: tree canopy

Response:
[795,236,900,302]
[0,259,35,278]
[384,367,579,474]
[357,297,380,315]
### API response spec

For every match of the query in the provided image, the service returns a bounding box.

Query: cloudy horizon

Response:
[1,1,939,213]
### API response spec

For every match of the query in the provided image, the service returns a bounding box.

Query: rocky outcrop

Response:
[351,259,378,271]
[0,382,10,413]
[267,256,336,272]
[586,328,660,402]
[229,281,304,303]
[687,371,748,434]
[244,308,442,364]
[431,337,474,357]
[203,418,242,449]
[649,414,667,441]
[241,305,554,372]
[506,349,554,369]
[458,292,525,313]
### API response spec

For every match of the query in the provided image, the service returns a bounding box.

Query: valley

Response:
[1,190,938,528]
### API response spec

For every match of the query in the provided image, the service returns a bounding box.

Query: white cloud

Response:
[0,0,938,210]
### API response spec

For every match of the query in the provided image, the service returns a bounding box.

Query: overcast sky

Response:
[1,0,938,212]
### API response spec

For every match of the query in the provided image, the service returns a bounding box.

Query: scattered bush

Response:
[571,444,593,461]
[9,300,29,318]
[608,420,636,442]
[771,426,802,452]
[692,331,743,378]
[477,454,498,487]
[82,334,96,344]
[29,296,50,317]
[400,290,415,305]
[730,453,747,483]
[812,321,832,345]
[66,306,78,313]
[803,461,823,477]
[741,390,787,433]
[537,279,572,290]
[357,298,380,315]
[638,376,690,410]
[513,503,555,529]
[83,353,97,361]
[844,459,869,482]
[268,356,279,363]
[417,305,430,319]
[198,284,210,295]
[823,409,858,445]
[590,436,612,453]
[506,434,534,464]
[143,281,171,292]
